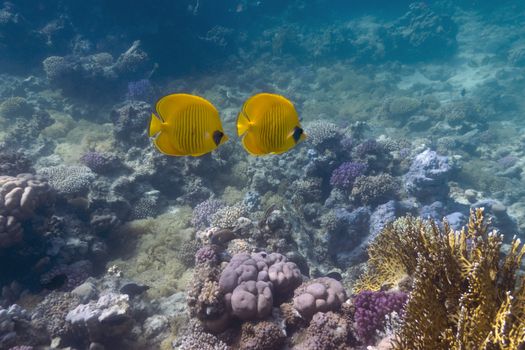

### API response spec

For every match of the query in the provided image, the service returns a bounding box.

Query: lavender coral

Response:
[0,174,54,248]
[292,277,347,320]
[192,199,224,229]
[330,162,367,190]
[353,290,407,344]
[79,151,117,174]
[219,252,302,320]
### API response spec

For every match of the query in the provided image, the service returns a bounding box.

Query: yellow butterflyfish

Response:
[149,93,228,156]
[237,93,306,156]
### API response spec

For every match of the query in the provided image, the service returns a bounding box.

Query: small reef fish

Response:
[149,93,228,156]
[237,93,306,155]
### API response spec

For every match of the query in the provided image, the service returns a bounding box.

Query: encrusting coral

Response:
[356,208,525,350]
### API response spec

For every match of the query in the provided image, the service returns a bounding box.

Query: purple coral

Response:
[293,277,347,320]
[497,155,518,169]
[355,139,383,158]
[330,162,367,190]
[218,252,301,321]
[353,290,407,345]
[340,136,354,153]
[195,245,219,265]
[80,151,116,174]
[126,79,155,102]
[192,198,224,229]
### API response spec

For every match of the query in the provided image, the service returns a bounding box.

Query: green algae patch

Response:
[108,207,194,298]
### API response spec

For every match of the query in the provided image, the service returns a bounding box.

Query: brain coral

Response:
[0,174,54,248]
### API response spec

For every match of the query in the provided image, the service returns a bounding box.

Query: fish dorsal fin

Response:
[155,93,217,122]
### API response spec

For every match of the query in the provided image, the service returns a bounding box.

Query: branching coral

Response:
[356,208,525,350]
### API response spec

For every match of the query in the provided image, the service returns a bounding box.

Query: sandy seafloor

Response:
[1,1,525,349]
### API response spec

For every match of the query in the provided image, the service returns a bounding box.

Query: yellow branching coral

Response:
[353,215,432,292]
[359,208,525,350]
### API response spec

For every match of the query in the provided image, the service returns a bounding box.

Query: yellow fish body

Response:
[149,93,228,156]
[237,93,306,155]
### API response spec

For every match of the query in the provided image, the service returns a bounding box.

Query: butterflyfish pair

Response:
[148,93,306,157]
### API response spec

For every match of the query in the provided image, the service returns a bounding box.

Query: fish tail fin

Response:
[149,113,163,137]
[237,111,252,136]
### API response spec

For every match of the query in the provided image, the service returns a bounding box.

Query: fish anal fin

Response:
[153,131,186,156]
[242,133,266,156]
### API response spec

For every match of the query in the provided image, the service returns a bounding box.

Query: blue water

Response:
[0,1,525,349]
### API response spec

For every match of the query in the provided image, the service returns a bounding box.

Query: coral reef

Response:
[404,149,453,200]
[0,174,54,248]
[357,208,525,350]
[192,199,224,229]
[330,162,367,190]
[79,151,119,174]
[0,149,33,176]
[292,277,346,320]
[37,165,94,197]
[66,292,133,344]
[353,290,407,345]
[293,311,354,350]
[219,252,302,320]
[43,41,151,103]
[351,174,399,206]
[382,2,458,61]
[239,320,285,350]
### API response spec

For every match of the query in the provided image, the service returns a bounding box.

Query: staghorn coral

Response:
[357,208,525,350]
